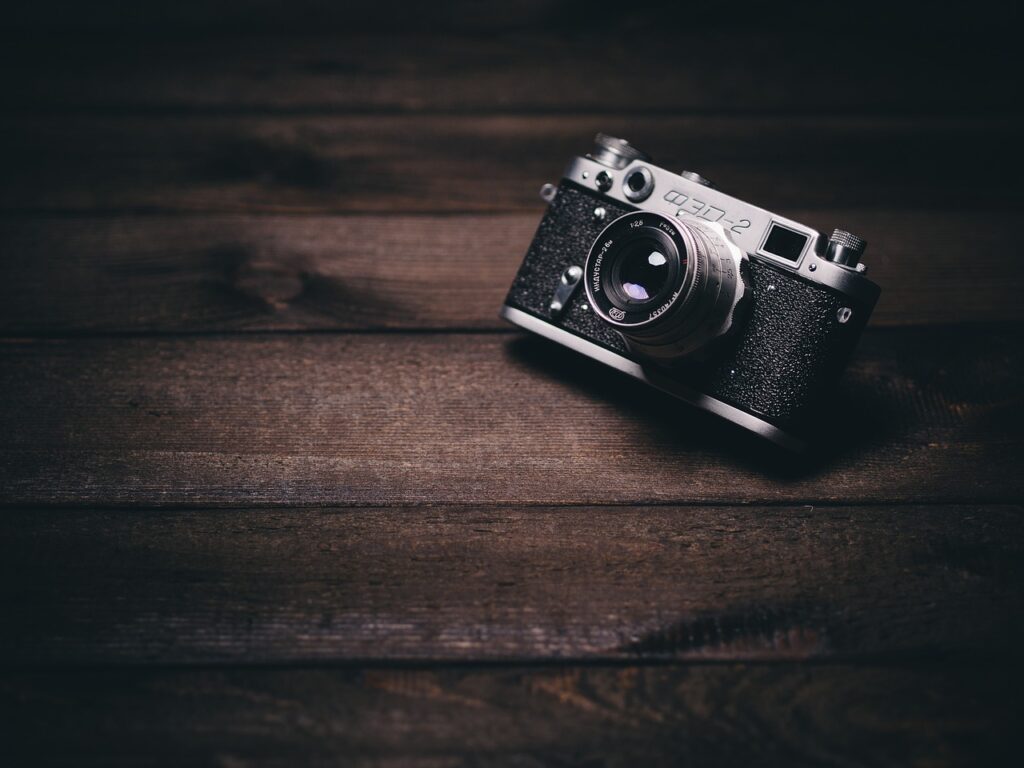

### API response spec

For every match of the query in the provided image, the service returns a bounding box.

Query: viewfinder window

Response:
[762,224,808,262]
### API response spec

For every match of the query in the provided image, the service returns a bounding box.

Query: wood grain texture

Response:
[2,115,1020,213]
[0,1,1015,765]
[1,665,1016,767]
[2,29,1018,115]
[1,1,1020,763]
[1,212,1020,333]
[0,0,578,32]
[1,0,1018,42]
[1,330,1020,507]
[1,505,1020,664]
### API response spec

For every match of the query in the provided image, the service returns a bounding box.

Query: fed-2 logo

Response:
[663,189,750,235]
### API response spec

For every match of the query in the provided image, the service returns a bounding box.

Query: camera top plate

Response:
[562,154,880,307]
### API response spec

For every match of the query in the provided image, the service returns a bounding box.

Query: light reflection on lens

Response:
[623,282,649,300]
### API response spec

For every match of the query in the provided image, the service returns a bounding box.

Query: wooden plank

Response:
[0,0,565,32]
[0,330,1020,507]
[1,505,1020,664]
[1,665,1016,766]
[1,115,1020,213]
[1,0,1016,45]
[0,212,1018,333]
[2,31,1017,115]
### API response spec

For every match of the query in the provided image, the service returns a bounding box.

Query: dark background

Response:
[1,1,1023,765]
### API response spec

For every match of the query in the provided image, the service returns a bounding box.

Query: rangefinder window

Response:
[761,223,809,262]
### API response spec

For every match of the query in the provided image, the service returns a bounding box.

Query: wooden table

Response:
[2,3,1022,764]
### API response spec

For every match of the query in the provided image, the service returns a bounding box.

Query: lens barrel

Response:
[584,212,747,361]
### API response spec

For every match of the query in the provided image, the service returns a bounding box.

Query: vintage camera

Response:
[501,134,881,450]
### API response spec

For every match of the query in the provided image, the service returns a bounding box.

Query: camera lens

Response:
[584,212,747,361]
[611,238,672,304]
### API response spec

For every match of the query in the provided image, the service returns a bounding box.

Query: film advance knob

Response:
[825,229,867,267]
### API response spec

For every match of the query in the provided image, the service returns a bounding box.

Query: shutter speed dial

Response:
[680,170,716,189]
[589,134,651,169]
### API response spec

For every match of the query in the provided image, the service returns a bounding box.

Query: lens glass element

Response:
[615,238,671,303]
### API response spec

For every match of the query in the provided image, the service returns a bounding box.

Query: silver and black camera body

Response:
[501,134,881,450]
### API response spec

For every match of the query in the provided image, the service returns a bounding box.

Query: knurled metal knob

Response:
[680,170,716,189]
[826,229,867,267]
[589,133,651,169]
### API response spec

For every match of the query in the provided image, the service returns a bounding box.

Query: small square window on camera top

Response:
[761,224,809,262]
